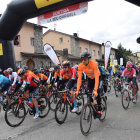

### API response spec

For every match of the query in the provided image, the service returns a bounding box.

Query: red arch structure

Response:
[0,0,139,70]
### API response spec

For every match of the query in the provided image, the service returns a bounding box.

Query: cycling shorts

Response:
[126,77,136,85]
[28,86,39,98]
[1,81,11,95]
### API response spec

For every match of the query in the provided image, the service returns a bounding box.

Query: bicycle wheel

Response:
[49,92,60,112]
[5,101,26,127]
[122,90,130,110]
[76,95,84,115]
[107,82,111,92]
[38,96,50,118]
[114,83,119,97]
[55,99,68,124]
[80,103,92,136]
[99,96,107,122]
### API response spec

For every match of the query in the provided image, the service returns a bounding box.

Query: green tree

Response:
[116,43,132,66]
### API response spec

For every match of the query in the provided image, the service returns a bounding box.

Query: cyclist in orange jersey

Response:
[34,71,48,91]
[51,65,69,90]
[22,66,38,79]
[75,52,102,118]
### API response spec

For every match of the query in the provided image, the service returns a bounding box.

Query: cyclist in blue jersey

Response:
[0,75,12,113]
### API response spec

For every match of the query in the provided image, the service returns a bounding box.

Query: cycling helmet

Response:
[32,67,37,72]
[49,67,54,72]
[17,68,26,76]
[3,70,8,73]
[126,61,133,68]
[22,66,28,70]
[7,68,13,72]
[34,70,39,75]
[54,65,60,69]
[114,65,119,68]
[62,61,71,66]
[73,65,78,69]
[81,52,91,59]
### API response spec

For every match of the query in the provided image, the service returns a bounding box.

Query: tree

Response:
[116,43,132,66]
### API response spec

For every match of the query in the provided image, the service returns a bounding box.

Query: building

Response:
[13,22,54,70]
[43,29,116,66]
[132,52,139,65]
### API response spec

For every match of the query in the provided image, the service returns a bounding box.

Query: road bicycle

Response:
[55,91,84,124]
[122,82,138,110]
[80,92,107,136]
[5,94,50,127]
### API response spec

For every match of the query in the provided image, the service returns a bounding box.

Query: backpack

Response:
[99,66,106,75]
[132,65,138,75]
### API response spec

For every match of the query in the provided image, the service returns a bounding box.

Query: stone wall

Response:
[34,26,43,53]
[21,55,54,70]
[70,37,80,57]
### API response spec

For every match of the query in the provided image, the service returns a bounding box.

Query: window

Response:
[14,35,20,46]
[16,61,20,67]
[30,38,34,46]
[85,48,88,52]
[93,50,95,56]
[60,38,63,44]
[98,51,100,56]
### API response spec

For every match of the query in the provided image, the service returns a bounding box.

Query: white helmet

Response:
[73,65,78,69]
[7,67,13,72]
[49,67,54,72]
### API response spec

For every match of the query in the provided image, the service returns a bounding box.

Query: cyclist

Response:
[59,61,77,112]
[34,70,48,91]
[76,52,102,118]
[7,68,20,87]
[120,61,137,103]
[97,63,108,100]
[47,68,55,85]
[3,70,9,78]
[13,68,40,119]
[0,75,12,113]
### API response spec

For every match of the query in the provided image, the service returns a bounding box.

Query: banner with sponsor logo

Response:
[44,44,60,65]
[104,41,112,69]
[37,2,88,24]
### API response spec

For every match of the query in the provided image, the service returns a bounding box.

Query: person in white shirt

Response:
[7,68,20,87]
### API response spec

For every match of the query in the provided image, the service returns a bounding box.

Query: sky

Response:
[0,0,140,53]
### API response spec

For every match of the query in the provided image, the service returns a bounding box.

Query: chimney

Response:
[63,48,68,56]
[73,33,78,38]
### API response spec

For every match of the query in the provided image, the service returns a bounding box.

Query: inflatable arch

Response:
[0,0,138,70]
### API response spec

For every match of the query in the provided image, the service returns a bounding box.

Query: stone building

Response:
[43,29,117,65]
[14,22,53,70]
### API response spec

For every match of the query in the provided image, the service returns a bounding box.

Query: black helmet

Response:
[81,52,91,58]
[22,66,28,70]
[54,65,60,69]
[40,70,45,73]
[34,70,39,75]
[32,67,37,72]
[17,68,26,76]
[62,61,71,66]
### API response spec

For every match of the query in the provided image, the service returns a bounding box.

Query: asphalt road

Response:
[0,84,140,140]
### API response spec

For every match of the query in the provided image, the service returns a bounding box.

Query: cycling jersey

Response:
[60,68,77,80]
[9,72,20,86]
[0,75,11,87]
[77,61,100,92]
[38,73,48,81]
[0,75,11,94]
[27,70,38,78]
[122,68,136,78]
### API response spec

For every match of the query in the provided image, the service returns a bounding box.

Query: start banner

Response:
[38,2,88,24]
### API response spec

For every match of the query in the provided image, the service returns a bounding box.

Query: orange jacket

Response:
[54,70,69,80]
[38,73,48,81]
[27,70,38,79]
[77,61,100,92]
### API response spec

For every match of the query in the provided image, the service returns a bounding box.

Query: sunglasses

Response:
[127,67,131,69]
[81,58,88,61]
[63,66,68,69]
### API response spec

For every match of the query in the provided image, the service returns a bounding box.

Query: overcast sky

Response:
[0,0,140,53]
